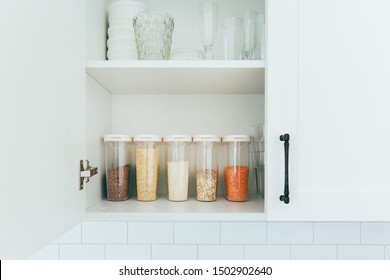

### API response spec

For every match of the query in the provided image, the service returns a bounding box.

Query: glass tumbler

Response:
[242,11,260,60]
[222,135,250,201]
[133,10,174,60]
[103,135,132,201]
[164,135,192,201]
[217,17,243,60]
[193,135,221,202]
[133,135,162,201]
[250,124,265,198]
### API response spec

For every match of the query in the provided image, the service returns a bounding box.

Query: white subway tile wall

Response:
[244,245,290,260]
[291,245,337,260]
[198,245,244,260]
[128,222,174,244]
[106,245,151,260]
[267,222,313,244]
[30,222,390,260]
[361,222,390,244]
[152,245,198,260]
[338,245,385,260]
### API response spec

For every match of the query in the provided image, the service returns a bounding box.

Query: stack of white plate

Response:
[107,0,146,60]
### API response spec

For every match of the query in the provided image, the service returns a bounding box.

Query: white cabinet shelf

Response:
[86,196,265,221]
[86,60,265,95]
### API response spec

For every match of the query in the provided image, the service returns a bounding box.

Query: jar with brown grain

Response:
[133,135,162,201]
[193,135,221,202]
[222,135,250,202]
[103,135,132,201]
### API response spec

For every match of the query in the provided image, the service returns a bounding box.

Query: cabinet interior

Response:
[85,0,266,221]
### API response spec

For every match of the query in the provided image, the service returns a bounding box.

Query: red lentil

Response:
[224,165,249,201]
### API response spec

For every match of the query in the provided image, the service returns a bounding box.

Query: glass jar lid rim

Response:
[193,135,221,142]
[222,135,250,142]
[103,134,132,142]
[163,135,192,142]
[133,134,162,142]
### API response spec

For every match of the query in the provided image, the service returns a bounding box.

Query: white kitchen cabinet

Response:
[84,0,266,221]
[2,0,390,260]
[0,0,86,259]
[267,0,390,221]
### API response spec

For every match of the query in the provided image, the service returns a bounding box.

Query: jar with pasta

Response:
[222,135,250,202]
[193,135,221,202]
[163,135,192,201]
[133,135,162,201]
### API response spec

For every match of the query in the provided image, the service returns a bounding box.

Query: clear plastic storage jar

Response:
[193,135,221,202]
[133,135,162,201]
[222,135,250,202]
[163,135,192,201]
[103,135,132,201]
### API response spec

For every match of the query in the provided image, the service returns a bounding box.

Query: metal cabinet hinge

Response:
[80,160,98,190]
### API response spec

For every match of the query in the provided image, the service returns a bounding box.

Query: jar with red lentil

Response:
[222,135,250,202]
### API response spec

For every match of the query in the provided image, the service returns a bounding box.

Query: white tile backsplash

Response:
[198,245,244,260]
[106,245,151,260]
[221,222,266,244]
[175,222,220,244]
[244,245,290,260]
[82,222,127,244]
[338,245,385,260]
[314,222,360,244]
[152,245,197,260]
[42,221,390,260]
[60,244,105,260]
[361,222,390,244]
[291,245,337,260]
[268,222,313,244]
[128,222,174,244]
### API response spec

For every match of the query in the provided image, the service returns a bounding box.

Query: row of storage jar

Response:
[103,134,251,202]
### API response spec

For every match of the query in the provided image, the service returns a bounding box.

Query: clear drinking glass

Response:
[250,124,265,198]
[199,2,218,60]
[242,11,260,60]
[133,11,174,60]
[218,17,243,60]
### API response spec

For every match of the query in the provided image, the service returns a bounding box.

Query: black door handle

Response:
[280,134,290,204]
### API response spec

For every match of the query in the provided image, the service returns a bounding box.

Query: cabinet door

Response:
[0,0,85,259]
[267,0,390,220]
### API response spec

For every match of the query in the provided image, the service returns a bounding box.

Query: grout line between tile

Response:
[173,222,176,244]
[219,222,222,244]
[312,222,315,244]
[81,222,84,244]
[128,222,131,244]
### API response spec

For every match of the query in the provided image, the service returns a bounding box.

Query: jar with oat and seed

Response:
[133,135,162,201]
[103,135,132,201]
[163,135,192,201]
[222,135,250,202]
[193,135,221,202]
